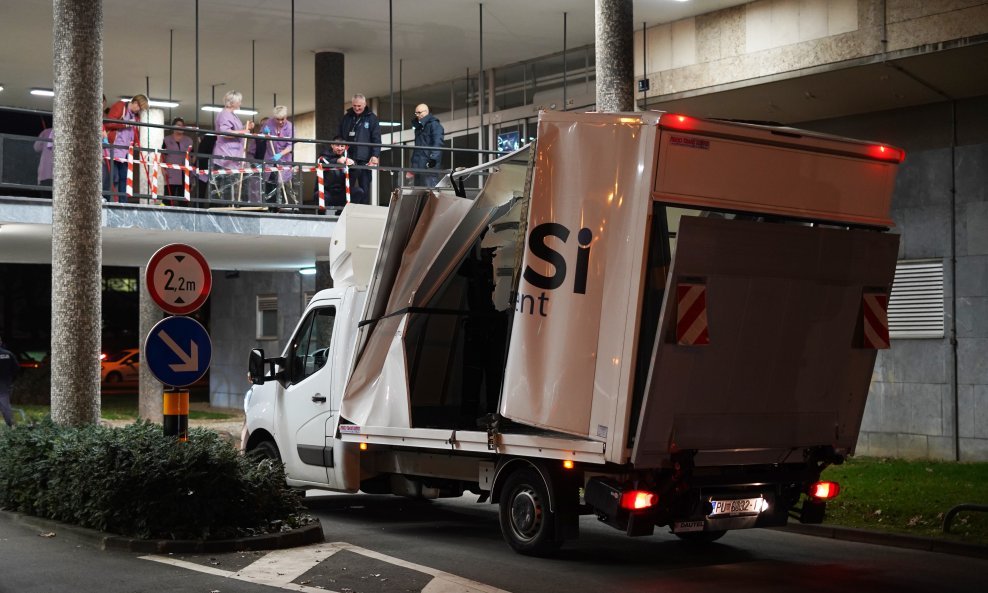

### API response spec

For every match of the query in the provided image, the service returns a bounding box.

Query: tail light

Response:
[620,490,657,510]
[867,144,906,163]
[661,113,694,130]
[809,481,841,500]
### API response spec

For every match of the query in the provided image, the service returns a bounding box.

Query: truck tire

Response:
[498,467,563,556]
[674,530,726,544]
[105,372,122,384]
[249,439,281,463]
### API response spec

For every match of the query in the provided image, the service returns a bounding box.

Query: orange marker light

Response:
[359,442,368,451]
[562,459,574,470]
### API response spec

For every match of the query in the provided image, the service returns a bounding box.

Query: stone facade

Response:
[802,96,988,460]
[209,270,315,409]
[634,0,988,99]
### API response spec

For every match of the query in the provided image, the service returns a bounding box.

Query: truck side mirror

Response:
[248,348,266,385]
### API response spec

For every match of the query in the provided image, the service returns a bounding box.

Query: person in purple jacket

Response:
[161,117,194,205]
[33,127,54,187]
[210,90,254,202]
[264,105,296,205]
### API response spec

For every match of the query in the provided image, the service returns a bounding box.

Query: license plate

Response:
[709,497,767,516]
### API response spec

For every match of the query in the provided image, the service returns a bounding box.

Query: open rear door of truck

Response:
[631,215,899,468]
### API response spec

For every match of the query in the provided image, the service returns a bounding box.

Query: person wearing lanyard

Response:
[336,94,380,205]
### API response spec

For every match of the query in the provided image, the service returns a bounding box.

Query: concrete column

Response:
[315,255,333,292]
[138,266,164,422]
[315,51,344,143]
[50,0,103,426]
[595,0,634,112]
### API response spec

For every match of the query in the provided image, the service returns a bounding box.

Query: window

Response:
[257,295,279,340]
[288,306,336,384]
[888,259,944,339]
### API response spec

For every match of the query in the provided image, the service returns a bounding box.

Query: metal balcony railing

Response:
[0,114,507,215]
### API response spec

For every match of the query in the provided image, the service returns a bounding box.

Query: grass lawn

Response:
[14,397,236,423]
[822,456,988,544]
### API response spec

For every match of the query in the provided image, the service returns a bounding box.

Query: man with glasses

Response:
[407,104,445,187]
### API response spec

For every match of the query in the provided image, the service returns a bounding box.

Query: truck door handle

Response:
[311,394,327,403]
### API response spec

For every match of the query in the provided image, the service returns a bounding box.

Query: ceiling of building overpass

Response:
[1,1,985,273]
[0,0,750,121]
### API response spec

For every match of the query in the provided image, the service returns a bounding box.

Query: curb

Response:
[776,523,988,559]
[0,510,324,553]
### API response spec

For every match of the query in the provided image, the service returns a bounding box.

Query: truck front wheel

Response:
[249,439,281,463]
[498,467,562,556]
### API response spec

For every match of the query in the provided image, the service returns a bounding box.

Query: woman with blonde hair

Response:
[210,90,254,202]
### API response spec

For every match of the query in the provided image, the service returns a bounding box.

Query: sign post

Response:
[146,243,212,315]
[144,243,213,440]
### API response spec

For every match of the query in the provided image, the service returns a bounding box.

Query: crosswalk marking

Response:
[142,541,513,593]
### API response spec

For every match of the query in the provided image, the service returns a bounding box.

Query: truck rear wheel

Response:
[498,467,562,556]
[674,530,726,544]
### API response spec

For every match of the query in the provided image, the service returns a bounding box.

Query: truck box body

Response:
[339,111,900,466]
[245,110,903,554]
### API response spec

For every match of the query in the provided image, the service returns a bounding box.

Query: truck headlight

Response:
[244,387,253,414]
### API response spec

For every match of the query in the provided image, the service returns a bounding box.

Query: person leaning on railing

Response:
[104,94,149,202]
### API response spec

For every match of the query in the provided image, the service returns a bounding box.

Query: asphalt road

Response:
[2,491,985,593]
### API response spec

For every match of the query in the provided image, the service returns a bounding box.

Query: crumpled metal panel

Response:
[340,165,523,429]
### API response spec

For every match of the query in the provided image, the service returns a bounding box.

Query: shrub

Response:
[0,420,309,540]
[11,366,51,406]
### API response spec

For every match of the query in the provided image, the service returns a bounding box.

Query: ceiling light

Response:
[201,105,223,112]
[31,88,55,97]
[234,108,258,116]
[122,96,180,108]
[298,267,316,276]
[0,85,4,92]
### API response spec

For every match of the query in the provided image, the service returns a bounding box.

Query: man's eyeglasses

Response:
[414,110,426,115]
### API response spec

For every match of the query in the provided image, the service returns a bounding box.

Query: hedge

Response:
[0,420,309,540]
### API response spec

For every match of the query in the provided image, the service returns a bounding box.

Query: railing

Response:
[0,116,506,215]
[942,504,988,534]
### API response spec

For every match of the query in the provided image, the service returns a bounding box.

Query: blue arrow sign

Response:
[145,316,212,387]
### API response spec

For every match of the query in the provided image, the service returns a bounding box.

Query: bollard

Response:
[163,389,189,442]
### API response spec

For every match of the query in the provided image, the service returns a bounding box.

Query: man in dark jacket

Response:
[0,335,19,427]
[407,104,445,187]
[337,94,380,204]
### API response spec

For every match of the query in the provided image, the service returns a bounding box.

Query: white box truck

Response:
[243,111,904,555]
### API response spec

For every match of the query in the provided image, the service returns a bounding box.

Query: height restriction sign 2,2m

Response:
[146,243,212,315]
